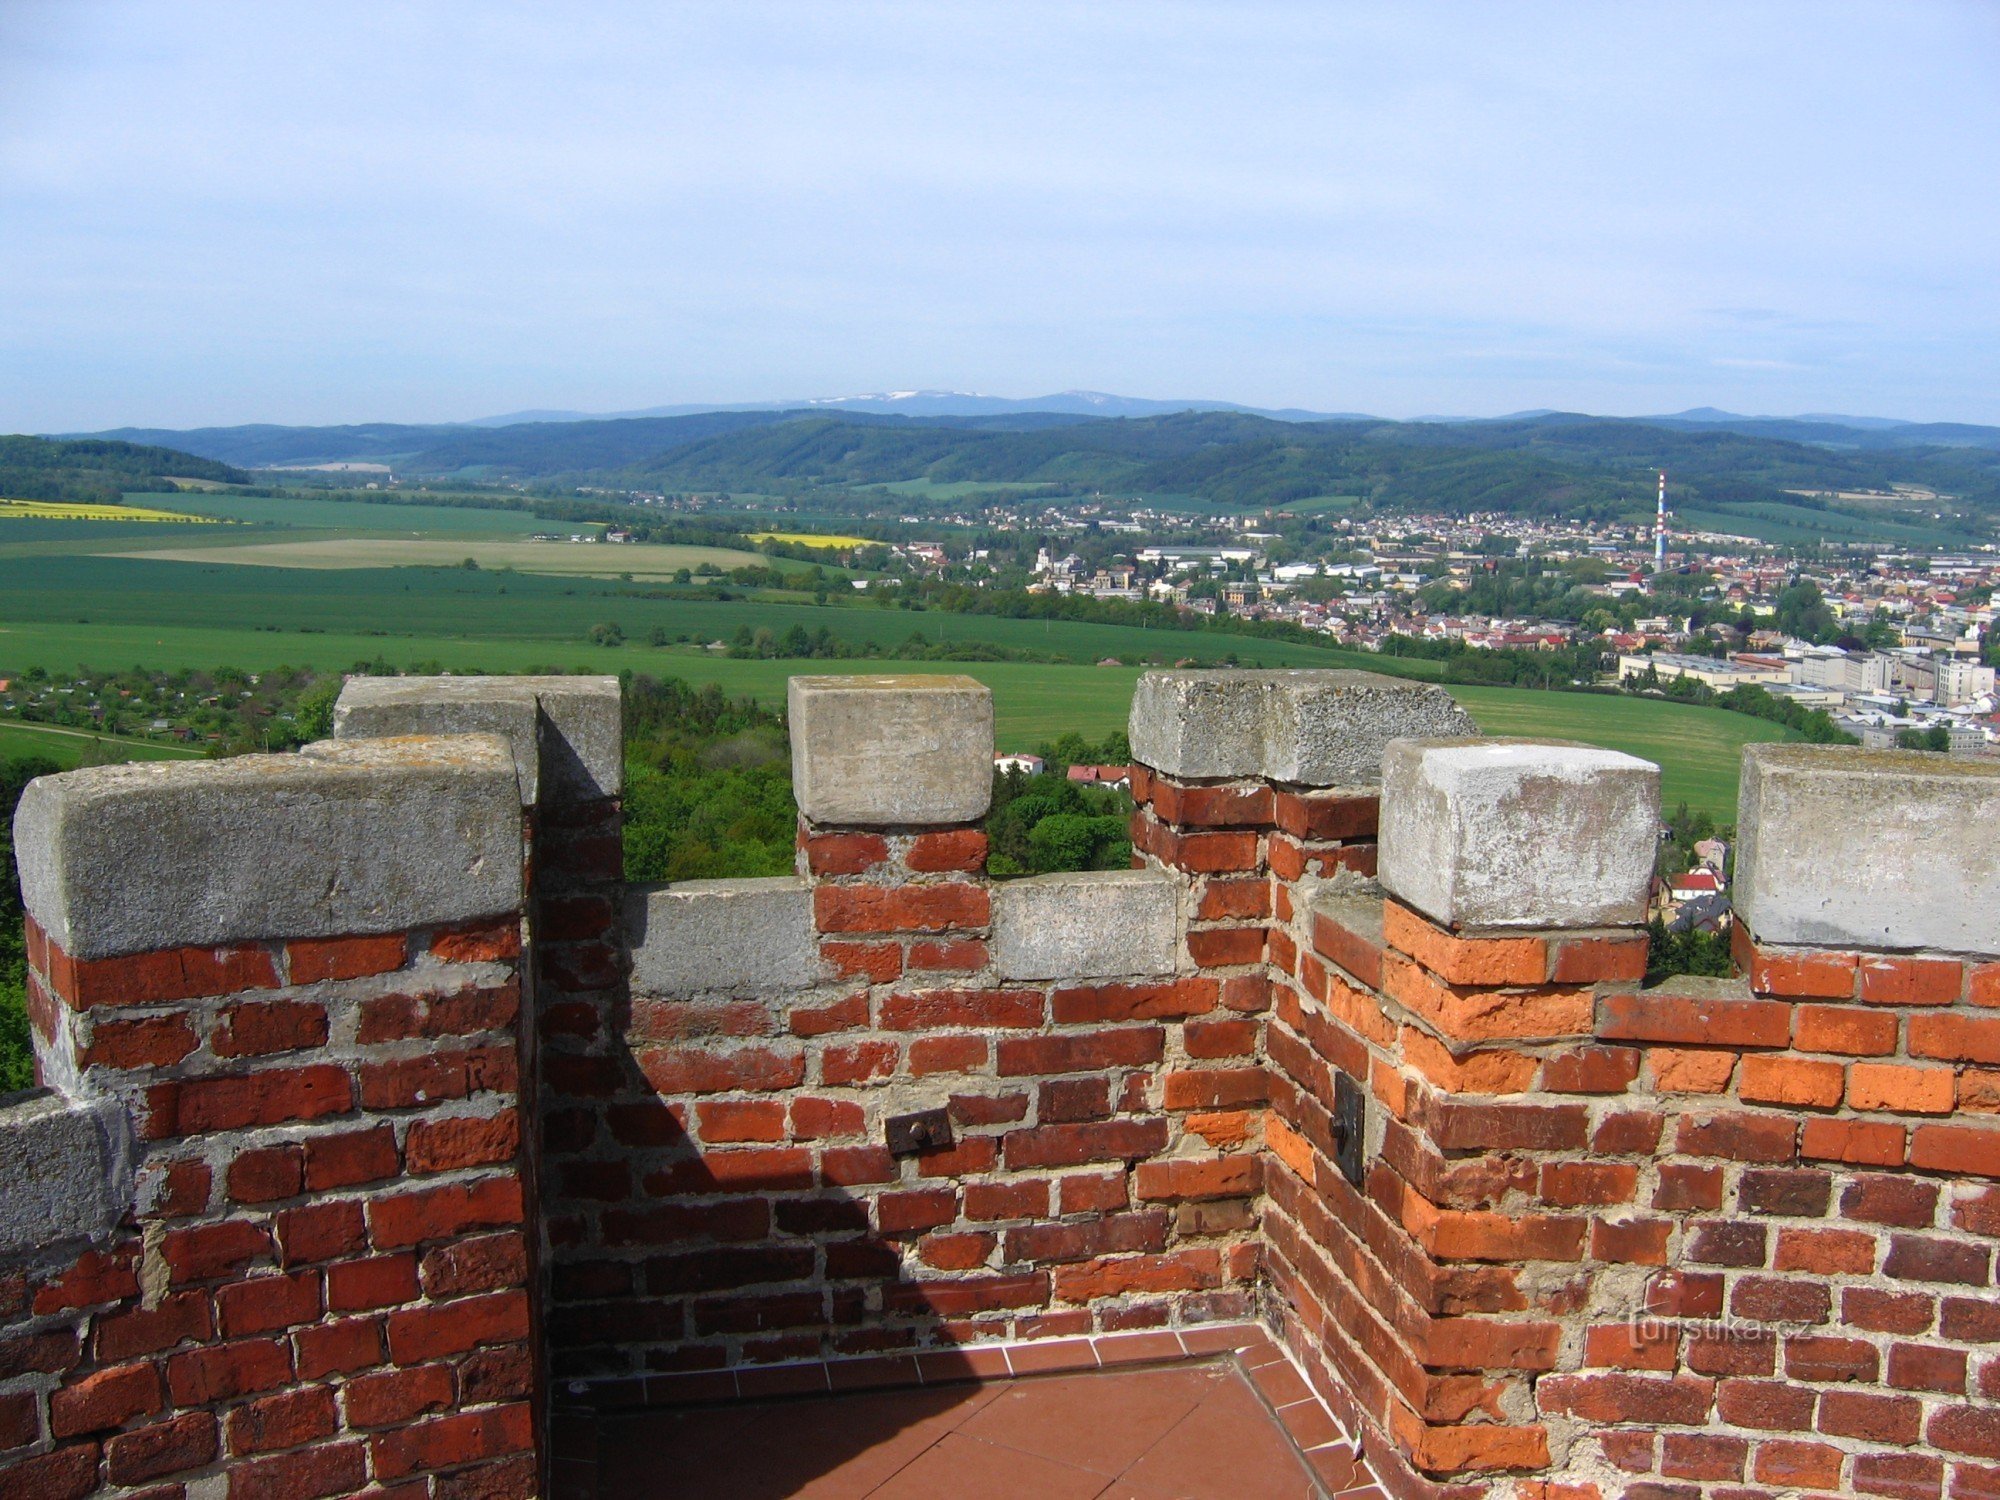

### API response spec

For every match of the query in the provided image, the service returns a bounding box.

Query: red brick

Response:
[876,1188,957,1234]
[146,1064,352,1138]
[1844,1175,1941,1227]
[292,1316,383,1379]
[1911,1013,2000,1066]
[1148,778,1272,828]
[1199,879,1271,921]
[814,883,988,934]
[225,1385,337,1456]
[1600,990,1791,1048]
[803,832,889,875]
[1740,1054,1845,1109]
[892,937,983,977]
[1148,825,1260,873]
[637,1045,804,1094]
[407,1113,521,1174]
[430,919,521,964]
[93,1291,212,1361]
[1050,978,1218,1023]
[63,943,279,1009]
[789,990,870,1035]
[905,829,987,872]
[1272,789,1376,841]
[1134,1156,1260,1202]
[1843,1287,1936,1336]
[819,1145,897,1186]
[343,1364,455,1429]
[369,1403,533,1481]
[1737,935,1858,999]
[1775,1227,1877,1275]
[819,942,902,984]
[1785,1334,1879,1382]
[276,1200,367,1267]
[1384,901,1546,985]
[821,1039,900,1084]
[369,1177,525,1250]
[166,1337,292,1404]
[227,1439,368,1499]
[1162,1067,1266,1110]
[385,1289,529,1364]
[210,998,331,1058]
[1802,1116,1906,1166]
[1004,1119,1168,1170]
[327,1255,420,1313]
[303,1126,400,1190]
[1658,1431,1747,1481]
[80,1012,197,1070]
[49,1364,162,1438]
[228,1144,304,1204]
[790,1096,864,1138]
[359,1045,516,1109]
[289,933,408,983]
[217,1271,322,1336]
[0,1441,99,1498]
[997,1028,1164,1076]
[1185,1017,1259,1058]
[966,1179,1048,1221]
[1716,1376,1815,1431]
[1653,1162,1725,1212]
[879,989,1043,1029]
[1910,1122,2000,1178]
[1794,1003,1899,1056]
[31,1249,139,1314]
[162,1220,272,1284]
[1050,1249,1223,1302]
[1860,955,1963,1006]
[1536,1373,1717,1426]
[908,1034,988,1075]
[105,1410,218,1485]
[644,1146,814,1195]
[693,1099,786,1144]
[1187,926,1266,968]
[1550,933,1650,983]
[1542,1044,1641,1094]
[1850,1062,1957,1115]
[419,1232,527,1299]
[1753,1440,1846,1489]
[1676,1111,1797,1162]
[1889,1342,1968,1394]
[1820,1389,1921,1445]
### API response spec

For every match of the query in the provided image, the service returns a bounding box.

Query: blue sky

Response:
[2,2,1996,429]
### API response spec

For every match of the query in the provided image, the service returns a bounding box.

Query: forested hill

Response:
[72,409,2000,532]
[0,435,248,503]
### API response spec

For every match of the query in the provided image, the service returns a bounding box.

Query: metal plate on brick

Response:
[1332,1072,1365,1187]
[886,1108,954,1158]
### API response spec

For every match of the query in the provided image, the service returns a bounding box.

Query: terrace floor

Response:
[588,1334,1384,1500]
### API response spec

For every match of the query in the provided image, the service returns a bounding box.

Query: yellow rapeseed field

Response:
[0,498,215,523]
[746,530,872,549]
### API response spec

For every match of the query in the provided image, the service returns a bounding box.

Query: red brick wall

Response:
[536,809,1267,1392]
[0,916,535,1498]
[1257,811,2000,1500]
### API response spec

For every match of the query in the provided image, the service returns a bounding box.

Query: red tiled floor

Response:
[595,1355,1369,1499]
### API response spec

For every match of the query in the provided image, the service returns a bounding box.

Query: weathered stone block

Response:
[627,877,820,994]
[0,1091,133,1257]
[16,735,524,959]
[992,869,1179,981]
[1378,738,1659,929]
[1736,743,2000,955]
[333,674,622,802]
[789,675,993,826]
[1128,669,1476,786]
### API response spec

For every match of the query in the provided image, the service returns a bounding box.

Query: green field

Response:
[0,720,205,766]
[150,492,574,534]
[117,538,777,579]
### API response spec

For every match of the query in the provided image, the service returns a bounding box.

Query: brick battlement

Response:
[3,669,1998,1499]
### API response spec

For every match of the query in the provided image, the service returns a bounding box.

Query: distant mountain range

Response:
[463,390,1360,426]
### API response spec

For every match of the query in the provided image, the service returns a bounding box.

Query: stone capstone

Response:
[1736,743,2000,955]
[1128,669,1477,787]
[627,877,821,995]
[789,675,994,826]
[333,674,622,803]
[15,734,524,959]
[1377,737,1660,930]
[0,1090,134,1258]
[992,868,1180,981]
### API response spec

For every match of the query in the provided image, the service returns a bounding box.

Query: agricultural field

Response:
[114,537,778,579]
[747,531,873,549]
[0,497,215,523]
